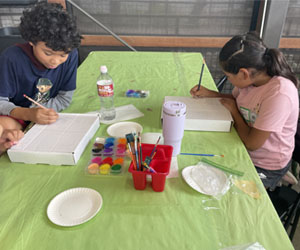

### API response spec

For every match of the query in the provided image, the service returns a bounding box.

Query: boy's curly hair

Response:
[19,1,82,52]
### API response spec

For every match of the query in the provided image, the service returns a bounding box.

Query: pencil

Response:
[23,94,47,109]
[197,59,205,91]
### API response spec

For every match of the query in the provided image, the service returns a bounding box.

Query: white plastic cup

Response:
[162,101,186,156]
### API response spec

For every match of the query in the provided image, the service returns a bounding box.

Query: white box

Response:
[162,96,233,132]
[7,113,100,165]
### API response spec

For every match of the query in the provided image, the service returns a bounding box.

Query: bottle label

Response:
[97,83,114,97]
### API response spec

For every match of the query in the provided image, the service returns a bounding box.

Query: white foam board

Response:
[162,96,233,132]
[7,113,100,165]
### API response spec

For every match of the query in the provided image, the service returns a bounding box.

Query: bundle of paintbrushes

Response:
[125,133,161,173]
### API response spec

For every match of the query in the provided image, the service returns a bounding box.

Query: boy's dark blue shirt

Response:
[0,44,77,108]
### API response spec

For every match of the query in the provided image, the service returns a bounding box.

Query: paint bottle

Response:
[96,65,116,120]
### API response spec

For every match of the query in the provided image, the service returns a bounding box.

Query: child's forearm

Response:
[232,110,270,151]
[190,85,235,99]
[217,93,235,99]
[10,107,33,121]
[231,111,252,146]
[220,98,258,150]
[10,106,58,125]
[202,90,232,98]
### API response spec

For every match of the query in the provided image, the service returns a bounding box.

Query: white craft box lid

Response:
[7,113,100,165]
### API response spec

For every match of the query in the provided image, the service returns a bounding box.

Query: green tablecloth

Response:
[0,51,294,250]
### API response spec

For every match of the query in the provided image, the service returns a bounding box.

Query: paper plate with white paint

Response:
[182,162,230,196]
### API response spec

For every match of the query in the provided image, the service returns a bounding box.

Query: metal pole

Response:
[66,0,137,52]
[259,0,268,38]
[261,0,290,48]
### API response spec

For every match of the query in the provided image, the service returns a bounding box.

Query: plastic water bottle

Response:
[96,65,116,120]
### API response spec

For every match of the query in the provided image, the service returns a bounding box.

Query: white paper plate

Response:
[182,162,230,196]
[107,121,143,137]
[47,187,103,227]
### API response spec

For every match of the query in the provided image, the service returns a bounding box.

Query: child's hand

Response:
[29,108,59,124]
[190,85,219,98]
[220,98,239,115]
[0,129,24,151]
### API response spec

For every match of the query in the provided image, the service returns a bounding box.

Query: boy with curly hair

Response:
[0,1,82,153]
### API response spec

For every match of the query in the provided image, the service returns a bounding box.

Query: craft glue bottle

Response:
[96,65,116,120]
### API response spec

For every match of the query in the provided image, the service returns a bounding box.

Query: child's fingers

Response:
[220,98,238,114]
[0,129,24,150]
[34,108,59,124]
[44,110,59,124]
[46,108,58,116]
[3,141,15,150]
[190,85,200,97]
[15,130,24,140]
[3,129,24,142]
[190,85,208,98]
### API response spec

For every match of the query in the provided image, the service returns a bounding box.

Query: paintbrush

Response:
[126,133,138,170]
[142,161,157,173]
[180,153,224,157]
[149,136,161,158]
[134,134,139,170]
[138,132,143,170]
[127,142,137,170]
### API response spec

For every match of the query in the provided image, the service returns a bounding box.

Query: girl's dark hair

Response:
[219,31,299,88]
[19,1,82,52]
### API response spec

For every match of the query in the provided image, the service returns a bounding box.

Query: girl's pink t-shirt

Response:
[232,76,299,170]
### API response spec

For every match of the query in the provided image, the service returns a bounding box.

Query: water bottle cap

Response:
[100,65,108,73]
[163,101,186,116]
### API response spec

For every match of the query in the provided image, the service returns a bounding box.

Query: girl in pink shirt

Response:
[190,31,299,190]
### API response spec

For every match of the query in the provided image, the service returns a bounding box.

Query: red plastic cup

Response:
[151,173,167,192]
[150,160,170,192]
[130,170,147,190]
